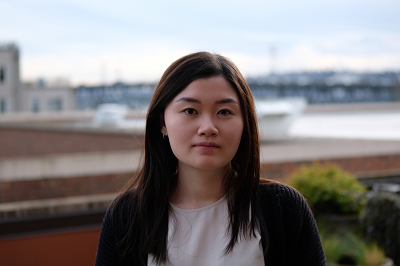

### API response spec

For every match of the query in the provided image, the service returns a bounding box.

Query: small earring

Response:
[162,133,166,139]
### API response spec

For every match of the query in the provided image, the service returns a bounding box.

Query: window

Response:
[48,98,63,111]
[0,99,6,113]
[0,67,5,84]
[32,98,40,112]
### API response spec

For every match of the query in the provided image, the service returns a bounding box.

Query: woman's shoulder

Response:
[96,189,141,265]
[105,189,137,222]
[258,179,309,211]
[258,180,325,266]
[258,179,300,196]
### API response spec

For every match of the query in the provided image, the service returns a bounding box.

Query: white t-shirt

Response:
[148,196,264,266]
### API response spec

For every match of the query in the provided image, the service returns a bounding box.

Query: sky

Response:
[1,0,400,86]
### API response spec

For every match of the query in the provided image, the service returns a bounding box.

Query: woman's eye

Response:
[184,108,197,115]
[218,109,232,115]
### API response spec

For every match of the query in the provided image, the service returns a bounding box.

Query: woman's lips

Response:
[194,142,220,150]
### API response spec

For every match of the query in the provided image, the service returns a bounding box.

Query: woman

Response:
[95,52,326,266]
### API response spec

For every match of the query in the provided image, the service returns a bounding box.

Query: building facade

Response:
[0,43,75,114]
[0,44,20,113]
[18,81,76,113]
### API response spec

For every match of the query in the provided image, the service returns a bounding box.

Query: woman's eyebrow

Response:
[175,97,200,103]
[215,98,238,104]
[175,97,238,104]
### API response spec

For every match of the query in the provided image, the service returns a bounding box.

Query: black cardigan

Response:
[95,183,327,266]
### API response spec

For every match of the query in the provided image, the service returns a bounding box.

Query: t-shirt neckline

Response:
[170,195,227,213]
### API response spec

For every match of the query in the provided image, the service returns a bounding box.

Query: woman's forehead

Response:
[172,76,240,103]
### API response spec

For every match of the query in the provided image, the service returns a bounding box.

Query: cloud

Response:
[2,0,399,85]
[21,40,192,85]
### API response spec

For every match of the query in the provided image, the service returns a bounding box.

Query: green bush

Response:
[320,229,385,266]
[287,162,367,215]
[360,191,400,266]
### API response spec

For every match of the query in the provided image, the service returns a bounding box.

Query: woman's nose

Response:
[197,116,218,136]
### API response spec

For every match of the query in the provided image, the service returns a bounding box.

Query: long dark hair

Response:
[115,52,268,264]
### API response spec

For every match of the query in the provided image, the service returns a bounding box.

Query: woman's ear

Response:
[161,125,168,136]
[160,114,168,136]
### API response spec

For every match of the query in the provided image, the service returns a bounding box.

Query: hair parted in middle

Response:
[116,51,268,264]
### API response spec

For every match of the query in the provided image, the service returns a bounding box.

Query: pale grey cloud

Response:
[1,0,399,85]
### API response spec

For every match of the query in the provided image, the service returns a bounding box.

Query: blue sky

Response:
[1,0,399,85]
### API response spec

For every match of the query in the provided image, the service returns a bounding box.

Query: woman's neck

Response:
[170,164,229,209]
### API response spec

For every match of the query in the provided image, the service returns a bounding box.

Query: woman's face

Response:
[161,76,244,174]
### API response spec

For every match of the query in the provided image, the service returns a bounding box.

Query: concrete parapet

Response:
[0,125,143,158]
[0,193,117,219]
[0,150,140,181]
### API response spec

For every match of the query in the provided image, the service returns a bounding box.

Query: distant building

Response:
[19,79,76,113]
[247,71,400,104]
[76,83,155,110]
[0,43,20,112]
[0,43,75,114]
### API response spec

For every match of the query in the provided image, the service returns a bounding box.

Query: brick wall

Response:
[1,125,400,204]
[1,153,399,204]
[0,126,143,158]
[0,173,132,203]
[260,154,400,182]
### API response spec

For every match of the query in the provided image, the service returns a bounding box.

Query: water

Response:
[289,111,400,141]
